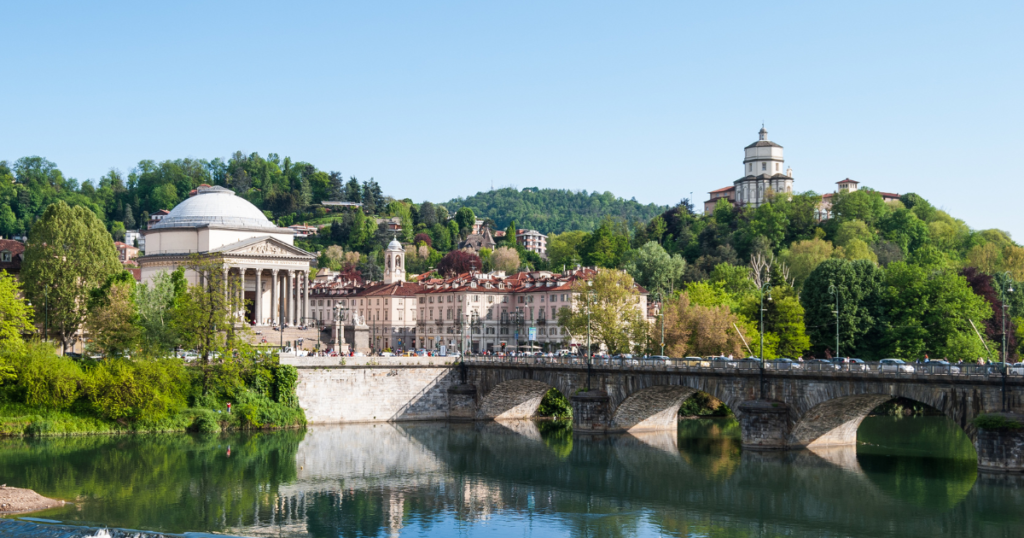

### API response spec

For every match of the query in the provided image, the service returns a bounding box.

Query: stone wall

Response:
[295,365,459,423]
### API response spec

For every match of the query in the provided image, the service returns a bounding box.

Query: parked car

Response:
[922,359,960,374]
[707,356,737,367]
[879,358,915,373]
[772,358,801,370]
[806,358,840,371]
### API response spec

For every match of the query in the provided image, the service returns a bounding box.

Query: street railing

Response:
[461,356,1024,379]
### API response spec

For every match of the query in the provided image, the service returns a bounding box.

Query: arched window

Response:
[0,251,9,263]
[395,255,401,269]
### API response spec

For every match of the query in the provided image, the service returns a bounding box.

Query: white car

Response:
[879,358,915,373]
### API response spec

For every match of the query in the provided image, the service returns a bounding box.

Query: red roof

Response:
[836,178,859,184]
[708,186,736,194]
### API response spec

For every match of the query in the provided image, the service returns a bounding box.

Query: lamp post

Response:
[829,283,839,359]
[757,268,772,399]
[332,305,339,352]
[586,281,594,391]
[1000,272,1014,411]
[658,291,666,357]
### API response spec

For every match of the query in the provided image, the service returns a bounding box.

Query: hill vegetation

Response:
[442,187,670,234]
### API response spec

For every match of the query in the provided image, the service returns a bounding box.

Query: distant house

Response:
[459,227,497,253]
[148,209,170,228]
[0,239,25,275]
[114,241,140,265]
[375,216,403,233]
[516,229,547,257]
[124,229,145,250]
[288,224,319,238]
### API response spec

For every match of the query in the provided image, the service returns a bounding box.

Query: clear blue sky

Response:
[2,2,1022,236]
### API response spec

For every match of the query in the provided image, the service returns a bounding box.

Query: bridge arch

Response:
[476,379,553,420]
[785,386,978,448]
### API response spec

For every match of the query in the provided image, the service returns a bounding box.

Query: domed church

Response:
[138,186,315,326]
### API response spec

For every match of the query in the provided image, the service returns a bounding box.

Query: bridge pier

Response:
[975,414,1024,473]
[447,384,478,421]
[571,390,613,432]
[738,400,790,450]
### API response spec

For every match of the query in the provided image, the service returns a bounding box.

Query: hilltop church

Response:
[703,127,898,217]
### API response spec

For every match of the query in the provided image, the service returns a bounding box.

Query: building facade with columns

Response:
[138,185,316,326]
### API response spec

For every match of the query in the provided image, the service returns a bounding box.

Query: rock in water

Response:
[0,485,65,514]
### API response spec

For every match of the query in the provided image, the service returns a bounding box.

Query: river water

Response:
[0,416,1021,537]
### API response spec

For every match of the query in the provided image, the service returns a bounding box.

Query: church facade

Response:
[137,185,316,327]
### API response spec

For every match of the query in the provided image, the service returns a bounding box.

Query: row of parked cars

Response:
[660,356,1023,374]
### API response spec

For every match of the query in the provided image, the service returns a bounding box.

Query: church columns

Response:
[285,270,293,326]
[270,269,279,326]
[303,271,310,324]
[255,269,263,325]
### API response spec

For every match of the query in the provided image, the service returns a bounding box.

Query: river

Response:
[0,416,1020,537]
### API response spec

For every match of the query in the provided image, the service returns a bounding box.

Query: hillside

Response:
[441,187,671,234]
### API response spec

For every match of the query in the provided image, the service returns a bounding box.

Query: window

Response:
[488,295,493,303]
[748,163,752,172]
[551,306,557,318]
[762,162,766,170]
[429,297,434,304]
[550,295,557,302]
[429,309,434,320]
[503,296,508,303]
[448,295,453,303]
[518,296,524,304]
[775,163,779,171]
[419,297,425,304]
[458,295,463,302]
[360,299,364,306]
[473,295,479,302]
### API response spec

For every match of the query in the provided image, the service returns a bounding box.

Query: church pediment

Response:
[212,236,314,259]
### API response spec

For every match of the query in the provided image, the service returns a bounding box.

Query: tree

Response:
[22,201,122,352]
[801,259,884,358]
[580,219,630,268]
[877,208,930,254]
[548,230,587,270]
[169,255,248,386]
[742,202,789,252]
[835,238,878,263]
[437,250,482,276]
[780,238,834,289]
[0,271,34,355]
[413,233,432,247]
[136,269,181,353]
[662,293,748,358]
[491,246,521,273]
[123,204,135,230]
[418,201,438,227]
[446,220,461,246]
[430,222,452,252]
[345,177,362,203]
[831,189,888,226]
[454,207,476,239]
[85,271,141,357]
[624,241,686,297]
[556,269,649,355]
[834,219,873,247]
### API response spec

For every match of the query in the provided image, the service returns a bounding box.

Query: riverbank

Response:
[0,486,64,515]
[0,402,304,438]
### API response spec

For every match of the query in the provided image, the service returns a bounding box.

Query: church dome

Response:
[150,186,277,230]
[387,236,403,251]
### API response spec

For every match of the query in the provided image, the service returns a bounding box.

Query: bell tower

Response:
[383,236,404,284]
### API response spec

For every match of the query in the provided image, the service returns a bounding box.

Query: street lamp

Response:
[1000,272,1014,411]
[756,267,772,399]
[586,281,594,391]
[828,283,839,359]
[658,290,666,357]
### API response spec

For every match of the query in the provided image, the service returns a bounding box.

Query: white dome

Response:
[387,236,403,251]
[151,186,277,230]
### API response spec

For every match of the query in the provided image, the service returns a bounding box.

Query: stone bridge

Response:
[453,361,1024,470]
[288,358,1024,472]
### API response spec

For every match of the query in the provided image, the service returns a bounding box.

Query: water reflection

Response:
[0,417,1019,538]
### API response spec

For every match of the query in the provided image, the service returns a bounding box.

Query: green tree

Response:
[780,238,834,289]
[22,201,122,352]
[624,241,686,297]
[801,258,884,358]
[580,219,630,268]
[85,271,141,357]
[834,219,873,247]
[878,208,931,254]
[831,189,888,226]
[556,269,649,355]
[742,202,789,252]
[170,255,247,366]
[0,271,34,356]
[454,207,476,239]
[136,269,181,353]
[430,222,452,251]
[547,230,587,270]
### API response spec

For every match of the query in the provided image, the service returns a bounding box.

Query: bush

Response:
[973,414,1023,431]
[86,358,187,422]
[189,411,222,434]
[4,343,86,410]
[234,392,305,430]
[537,388,572,419]
[24,418,53,436]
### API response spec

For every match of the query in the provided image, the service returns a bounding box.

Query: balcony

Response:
[536,318,547,325]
